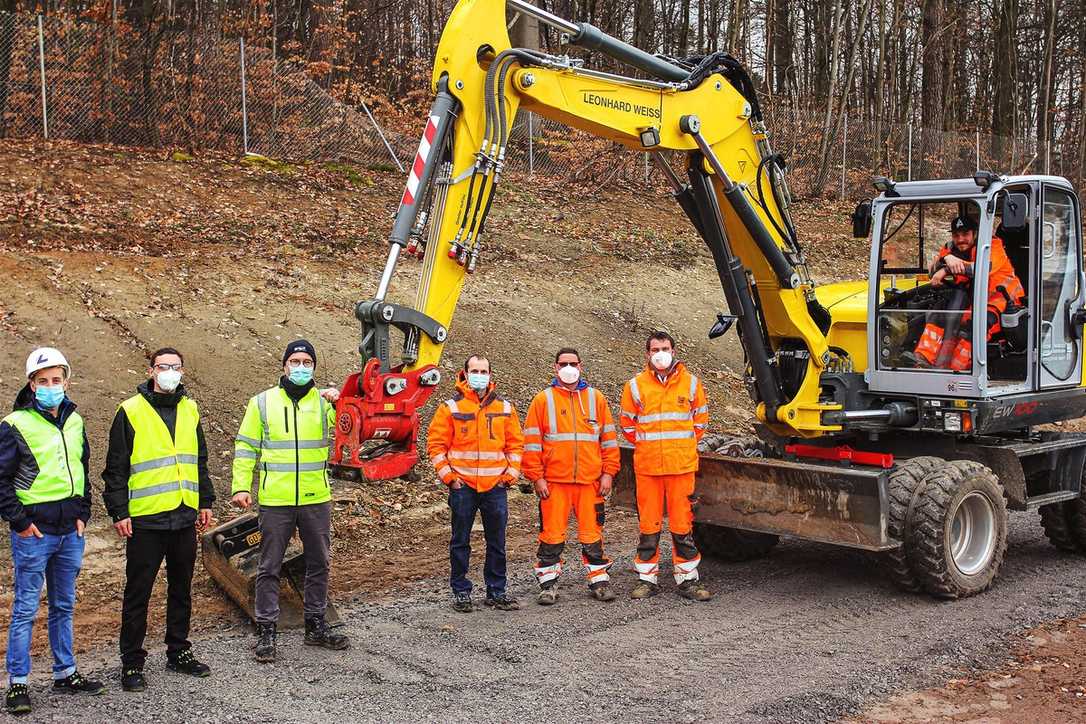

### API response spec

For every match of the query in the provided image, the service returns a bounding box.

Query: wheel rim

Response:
[949,491,997,576]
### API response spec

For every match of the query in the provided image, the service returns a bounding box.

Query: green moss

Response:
[241,153,295,174]
[324,162,369,186]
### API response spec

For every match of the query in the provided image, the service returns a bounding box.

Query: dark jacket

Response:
[0,385,92,535]
[101,380,216,531]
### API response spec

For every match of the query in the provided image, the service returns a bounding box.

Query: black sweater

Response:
[101,380,216,530]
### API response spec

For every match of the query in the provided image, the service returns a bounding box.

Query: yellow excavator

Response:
[314,0,1086,600]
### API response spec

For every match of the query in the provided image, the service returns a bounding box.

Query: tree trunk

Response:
[919,0,945,178]
[1037,0,1057,173]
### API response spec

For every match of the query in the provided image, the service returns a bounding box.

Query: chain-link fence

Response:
[2,11,1074,199]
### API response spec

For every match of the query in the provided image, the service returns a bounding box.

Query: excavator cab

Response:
[865,175,1085,419]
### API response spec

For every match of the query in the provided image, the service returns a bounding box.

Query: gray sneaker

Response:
[451,592,474,613]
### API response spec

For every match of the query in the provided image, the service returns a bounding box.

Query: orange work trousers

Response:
[634,472,701,584]
[534,482,610,586]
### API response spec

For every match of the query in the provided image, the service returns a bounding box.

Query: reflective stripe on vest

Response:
[3,409,85,505]
[253,387,331,507]
[543,387,600,443]
[121,394,200,517]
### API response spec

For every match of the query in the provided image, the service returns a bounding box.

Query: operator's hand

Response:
[449,479,464,490]
[931,268,949,287]
[75,519,85,538]
[197,508,214,531]
[231,492,253,509]
[597,473,613,498]
[943,255,967,275]
[320,387,341,403]
[113,518,133,539]
[17,523,43,539]
[534,478,550,500]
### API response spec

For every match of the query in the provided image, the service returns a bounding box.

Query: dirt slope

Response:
[0,139,864,655]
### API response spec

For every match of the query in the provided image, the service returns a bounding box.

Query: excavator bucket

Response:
[612,446,895,551]
[201,513,341,629]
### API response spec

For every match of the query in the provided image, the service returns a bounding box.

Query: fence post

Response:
[240,37,249,154]
[527,111,534,176]
[840,113,848,200]
[360,100,405,173]
[36,15,48,140]
[907,121,913,181]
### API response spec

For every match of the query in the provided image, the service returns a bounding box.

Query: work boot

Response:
[52,671,105,695]
[121,668,146,692]
[305,616,350,650]
[255,623,277,663]
[536,587,558,606]
[166,649,211,677]
[589,581,617,602]
[5,684,30,715]
[451,592,474,613]
[484,593,521,611]
[677,579,713,602]
[629,580,660,599]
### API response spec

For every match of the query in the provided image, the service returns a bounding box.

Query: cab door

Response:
[1037,184,1084,388]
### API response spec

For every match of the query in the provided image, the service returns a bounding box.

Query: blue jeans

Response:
[449,485,508,597]
[7,531,84,684]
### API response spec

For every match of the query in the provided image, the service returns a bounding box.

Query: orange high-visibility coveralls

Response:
[619,363,709,585]
[522,381,620,588]
[914,236,1025,370]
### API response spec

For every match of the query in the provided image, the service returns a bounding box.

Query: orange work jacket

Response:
[619,362,708,476]
[521,380,620,485]
[938,236,1025,314]
[426,372,524,492]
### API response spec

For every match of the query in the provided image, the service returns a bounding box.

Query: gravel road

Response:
[18,509,1086,723]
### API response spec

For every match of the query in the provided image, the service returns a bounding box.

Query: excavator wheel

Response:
[907,461,1007,599]
[880,456,945,593]
[1039,478,1086,553]
[692,434,779,562]
[692,522,779,562]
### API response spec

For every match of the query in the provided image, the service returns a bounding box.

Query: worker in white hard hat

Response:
[0,348,103,715]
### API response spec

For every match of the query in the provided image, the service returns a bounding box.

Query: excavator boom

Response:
[331,0,844,481]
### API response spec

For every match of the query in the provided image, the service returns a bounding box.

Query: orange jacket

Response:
[937,236,1024,314]
[426,372,524,492]
[522,380,621,485]
[619,362,708,476]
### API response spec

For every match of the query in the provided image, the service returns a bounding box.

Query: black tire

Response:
[881,456,944,592]
[693,522,779,562]
[1039,501,1081,552]
[908,461,1008,599]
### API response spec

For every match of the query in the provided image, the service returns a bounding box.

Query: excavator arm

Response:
[331,0,844,481]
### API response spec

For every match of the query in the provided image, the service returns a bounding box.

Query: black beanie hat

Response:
[283,339,317,367]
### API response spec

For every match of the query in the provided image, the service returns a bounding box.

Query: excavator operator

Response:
[910,215,1025,370]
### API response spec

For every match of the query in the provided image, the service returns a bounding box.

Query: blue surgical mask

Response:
[467,373,490,391]
[288,367,314,386]
[34,384,65,409]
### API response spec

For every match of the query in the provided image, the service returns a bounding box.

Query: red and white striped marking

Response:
[400,115,440,206]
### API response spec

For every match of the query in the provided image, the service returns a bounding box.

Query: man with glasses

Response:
[521,348,620,605]
[232,339,347,662]
[103,347,216,691]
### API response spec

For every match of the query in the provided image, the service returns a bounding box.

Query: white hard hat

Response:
[25,347,70,379]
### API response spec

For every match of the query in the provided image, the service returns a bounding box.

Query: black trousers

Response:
[120,526,197,668]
